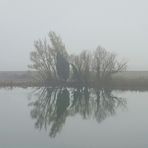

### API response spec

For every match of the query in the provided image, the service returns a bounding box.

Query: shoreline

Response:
[0,71,148,91]
[0,80,148,91]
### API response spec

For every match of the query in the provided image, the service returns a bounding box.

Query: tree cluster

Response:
[29,31,127,86]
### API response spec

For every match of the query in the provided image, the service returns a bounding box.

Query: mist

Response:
[0,0,148,71]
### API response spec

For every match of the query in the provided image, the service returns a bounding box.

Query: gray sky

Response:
[0,0,148,71]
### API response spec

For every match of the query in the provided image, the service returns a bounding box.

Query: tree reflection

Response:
[29,87,126,137]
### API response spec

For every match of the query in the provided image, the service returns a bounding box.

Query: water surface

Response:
[0,88,148,148]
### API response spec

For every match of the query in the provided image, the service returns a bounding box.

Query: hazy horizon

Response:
[0,0,148,71]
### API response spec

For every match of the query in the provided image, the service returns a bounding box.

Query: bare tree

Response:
[92,46,127,85]
[70,46,126,86]
[28,31,69,84]
[70,50,92,85]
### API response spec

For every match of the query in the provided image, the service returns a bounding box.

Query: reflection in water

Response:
[29,87,126,138]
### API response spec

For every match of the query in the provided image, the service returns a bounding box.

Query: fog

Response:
[0,0,148,71]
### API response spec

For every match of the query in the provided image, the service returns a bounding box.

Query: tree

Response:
[92,46,127,85]
[56,52,70,81]
[28,31,70,83]
[70,50,92,85]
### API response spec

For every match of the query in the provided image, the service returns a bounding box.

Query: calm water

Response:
[0,87,148,148]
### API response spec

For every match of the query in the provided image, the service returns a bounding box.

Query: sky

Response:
[0,0,148,71]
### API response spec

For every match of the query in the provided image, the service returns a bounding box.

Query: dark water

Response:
[0,87,148,148]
